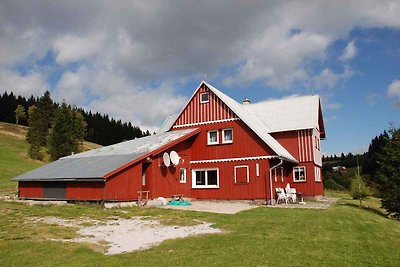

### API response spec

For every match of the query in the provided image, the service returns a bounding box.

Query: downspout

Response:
[268,158,283,205]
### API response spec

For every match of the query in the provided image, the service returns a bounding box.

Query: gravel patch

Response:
[35,216,221,255]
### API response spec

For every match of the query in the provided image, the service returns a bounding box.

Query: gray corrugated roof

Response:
[13,153,144,181]
[14,128,197,181]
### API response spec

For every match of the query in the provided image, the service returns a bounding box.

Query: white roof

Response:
[243,95,321,133]
[203,81,298,163]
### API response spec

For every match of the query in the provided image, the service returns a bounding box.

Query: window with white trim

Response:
[234,165,249,184]
[180,168,187,183]
[207,130,219,145]
[315,166,321,182]
[200,92,209,103]
[222,128,233,144]
[293,166,306,182]
[192,169,219,188]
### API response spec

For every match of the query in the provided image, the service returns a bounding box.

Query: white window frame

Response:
[315,166,321,182]
[179,168,187,183]
[293,166,306,182]
[234,165,249,184]
[192,168,219,189]
[207,130,219,145]
[222,128,233,144]
[200,92,209,103]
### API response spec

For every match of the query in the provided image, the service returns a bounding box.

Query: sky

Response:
[0,0,399,155]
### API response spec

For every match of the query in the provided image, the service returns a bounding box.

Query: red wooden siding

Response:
[189,160,270,200]
[104,163,142,201]
[272,131,300,161]
[66,181,104,200]
[19,181,43,198]
[149,136,195,199]
[274,162,323,196]
[189,120,275,161]
[297,129,313,162]
[173,84,238,127]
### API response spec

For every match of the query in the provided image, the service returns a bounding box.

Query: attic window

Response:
[200,92,209,103]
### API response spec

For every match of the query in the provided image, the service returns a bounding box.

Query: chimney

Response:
[242,97,251,105]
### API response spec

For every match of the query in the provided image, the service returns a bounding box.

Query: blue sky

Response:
[0,1,399,155]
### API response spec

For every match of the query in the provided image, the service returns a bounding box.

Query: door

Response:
[43,182,67,199]
[141,163,151,191]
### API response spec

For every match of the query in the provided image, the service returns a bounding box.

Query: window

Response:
[222,128,233,144]
[293,166,306,182]
[315,136,320,151]
[234,165,249,184]
[315,166,321,182]
[207,130,219,145]
[200,92,209,103]
[192,169,219,188]
[180,168,186,183]
[256,163,260,177]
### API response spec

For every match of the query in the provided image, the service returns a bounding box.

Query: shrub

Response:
[350,175,371,200]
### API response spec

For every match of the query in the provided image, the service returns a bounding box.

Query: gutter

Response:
[268,158,283,205]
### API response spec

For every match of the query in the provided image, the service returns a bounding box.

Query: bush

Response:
[324,179,345,191]
[350,175,371,200]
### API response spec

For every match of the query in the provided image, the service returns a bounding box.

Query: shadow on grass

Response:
[340,202,387,218]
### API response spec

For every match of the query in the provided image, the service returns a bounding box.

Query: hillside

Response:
[0,122,102,192]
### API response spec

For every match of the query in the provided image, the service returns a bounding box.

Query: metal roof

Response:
[13,154,144,181]
[203,81,298,163]
[242,95,321,133]
[14,128,197,181]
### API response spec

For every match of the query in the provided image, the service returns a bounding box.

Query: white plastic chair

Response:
[285,183,297,203]
[275,188,288,204]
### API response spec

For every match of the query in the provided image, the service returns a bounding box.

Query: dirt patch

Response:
[34,216,221,255]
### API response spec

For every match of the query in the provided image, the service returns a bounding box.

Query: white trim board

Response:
[190,155,276,164]
[173,118,240,128]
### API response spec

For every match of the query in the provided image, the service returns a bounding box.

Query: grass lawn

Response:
[1,199,400,266]
[0,132,43,192]
[1,122,400,266]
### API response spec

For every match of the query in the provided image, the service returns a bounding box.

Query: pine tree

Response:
[26,105,43,160]
[48,103,86,161]
[15,104,26,125]
[379,127,400,219]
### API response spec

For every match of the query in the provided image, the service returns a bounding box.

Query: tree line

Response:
[0,91,150,146]
[323,127,400,218]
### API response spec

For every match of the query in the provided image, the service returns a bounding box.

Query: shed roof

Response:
[14,128,197,181]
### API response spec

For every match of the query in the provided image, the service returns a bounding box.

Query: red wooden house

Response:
[14,81,326,203]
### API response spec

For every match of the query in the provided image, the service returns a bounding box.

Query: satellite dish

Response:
[170,151,180,166]
[163,152,171,167]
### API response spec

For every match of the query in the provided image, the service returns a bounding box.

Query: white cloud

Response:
[340,40,357,61]
[53,33,105,64]
[0,68,48,96]
[308,66,354,90]
[387,79,400,108]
